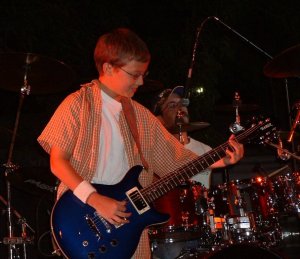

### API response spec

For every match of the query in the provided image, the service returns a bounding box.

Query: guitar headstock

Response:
[236,116,278,145]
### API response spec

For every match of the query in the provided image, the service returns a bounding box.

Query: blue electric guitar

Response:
[51,118,277,259]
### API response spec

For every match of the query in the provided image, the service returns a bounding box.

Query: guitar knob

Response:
[82,240,89,247]
[110,239,118,247]
[99,245,107,253]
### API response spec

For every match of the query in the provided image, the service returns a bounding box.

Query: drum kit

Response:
[149,44,300,259]
[0,52,75,258]
[150,168,300,259]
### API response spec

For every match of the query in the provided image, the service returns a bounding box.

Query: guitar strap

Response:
[121,97,149,170]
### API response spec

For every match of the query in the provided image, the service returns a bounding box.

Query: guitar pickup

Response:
[126,187,150,215]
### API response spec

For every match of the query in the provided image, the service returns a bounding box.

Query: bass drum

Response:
[207,244,284,259]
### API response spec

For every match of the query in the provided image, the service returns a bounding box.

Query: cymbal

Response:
[0,52,76,94]
[169,121,210,134]
[215,103,260,112]
[264,44,300,78]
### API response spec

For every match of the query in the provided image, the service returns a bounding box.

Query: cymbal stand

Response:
[229,92,245,134]
[175,110,186,144]
[283,81,298,171]
[265,141,300,162]
[224,92,245,184]
[2,65,32,259]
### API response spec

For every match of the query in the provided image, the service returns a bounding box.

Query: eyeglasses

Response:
[119,67,149,80]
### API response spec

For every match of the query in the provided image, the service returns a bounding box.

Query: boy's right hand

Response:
[87,192,131,226]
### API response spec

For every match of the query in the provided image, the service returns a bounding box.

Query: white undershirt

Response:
[186,137,212,188]
[92,91,129,184]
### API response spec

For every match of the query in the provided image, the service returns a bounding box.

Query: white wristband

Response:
[73,180,97,203]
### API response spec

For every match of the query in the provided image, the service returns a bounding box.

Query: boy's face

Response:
[158,93,189,130]
[102,60,149,100]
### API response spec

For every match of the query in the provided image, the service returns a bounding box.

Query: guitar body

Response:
[51,166,170,259]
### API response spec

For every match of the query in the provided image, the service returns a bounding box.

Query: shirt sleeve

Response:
[37,93,80,155]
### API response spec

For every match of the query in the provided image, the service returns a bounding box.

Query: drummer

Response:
[152,85,242,188]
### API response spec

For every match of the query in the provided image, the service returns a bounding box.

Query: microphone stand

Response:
[211,16,297,170]
[184,16,215,99]
[211,17,273,59]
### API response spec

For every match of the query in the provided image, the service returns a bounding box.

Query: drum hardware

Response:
[205,189,230,246]
[277,137,292,161]
[0,195,35,235]
[267,165,290,178]
[265,164,300,219]
[2,71,34,258]
[264,46,300,172]
[229,92,245,134]
[287,101,300,143]
[271,171,300,215]
[222,180,259,244]
[0,195,35,258]
[175,109,187,144]
[265,140,300,162]
[0,53,74,258]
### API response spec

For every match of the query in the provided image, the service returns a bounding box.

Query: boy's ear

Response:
[103,63,113,75]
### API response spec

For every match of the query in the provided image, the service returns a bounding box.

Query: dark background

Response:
[0,1,300,258]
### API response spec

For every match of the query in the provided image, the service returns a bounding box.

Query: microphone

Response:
[287,102,300,142]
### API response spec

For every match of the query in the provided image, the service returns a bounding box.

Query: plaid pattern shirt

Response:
[38,79,199,258]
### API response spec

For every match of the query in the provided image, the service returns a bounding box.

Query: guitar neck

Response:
[141,121,269,204]
[141,142,230,204]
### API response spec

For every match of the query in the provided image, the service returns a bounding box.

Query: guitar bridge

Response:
[126,187,150,215]
[85,214,102,239]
